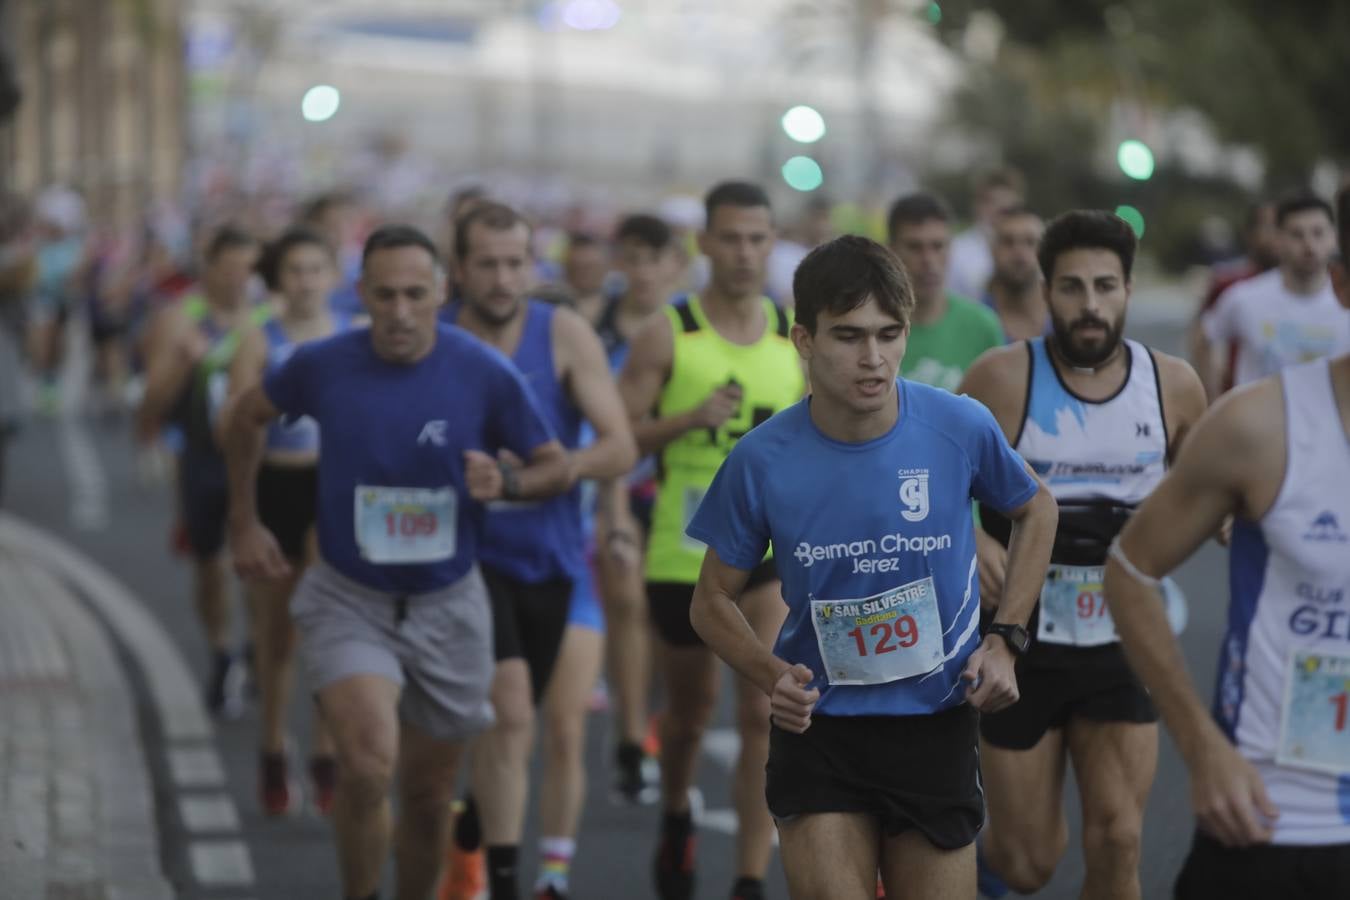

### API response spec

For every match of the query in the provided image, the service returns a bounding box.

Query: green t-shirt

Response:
[901,294,1004,392]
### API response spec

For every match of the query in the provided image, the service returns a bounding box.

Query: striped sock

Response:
[534,836,575,892]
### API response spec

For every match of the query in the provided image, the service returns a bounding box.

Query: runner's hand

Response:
[230,519,291,582]
[691,383,743,430]
[962,636,1019,713]
[975,528,1007,611]
[770,663,820,733]
[1190,736,1278,846]
[1216,514,1234,547]
[465,449,504,501]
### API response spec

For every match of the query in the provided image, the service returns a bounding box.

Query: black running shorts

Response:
[647,559,778,647]
[979,658,1158,750]
[481,566,573,702]
[766,706,984,850]
[1174,829,1350,900]
[256,463,317,562]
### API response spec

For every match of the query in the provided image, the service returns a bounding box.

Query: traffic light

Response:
[301,85,341,123]
[1117,140,1155,180]
[781,105,826,144]
[782,156,824,192]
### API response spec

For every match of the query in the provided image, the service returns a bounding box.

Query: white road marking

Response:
[179,794,242,833]
[189,839,256,886]
[168,747,227,789]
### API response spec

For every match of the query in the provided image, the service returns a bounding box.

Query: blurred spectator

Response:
[1187,199,1279,394]
[562,232,610,323]
[0,191,34,502]
[301,191,366,317]
[946,166,1026,300]
[766,195,836,305]
[27,186,89,412]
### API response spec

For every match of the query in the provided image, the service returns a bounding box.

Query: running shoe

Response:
[204,651,245,719]
[308,755,337,816]
[439,803,486,900]
[653,814,696,900]
[258,750,298,817]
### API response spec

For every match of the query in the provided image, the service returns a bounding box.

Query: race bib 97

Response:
[810,577,944,686]
[354,485,457,564]
[1038,565,1116,647]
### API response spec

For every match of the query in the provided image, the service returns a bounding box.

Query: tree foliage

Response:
[932,0,1350,183]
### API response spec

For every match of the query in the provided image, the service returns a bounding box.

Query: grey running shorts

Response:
[291,560,496,742]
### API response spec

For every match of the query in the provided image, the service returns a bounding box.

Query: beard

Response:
[468,293,522,326]
[1050,310,1125,368]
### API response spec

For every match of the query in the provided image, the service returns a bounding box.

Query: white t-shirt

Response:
[1201,268,1350,387]
[946,226,993,300]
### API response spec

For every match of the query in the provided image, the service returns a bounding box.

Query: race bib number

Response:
[810,577,944,686]
[354,485,457,564]
[680,486,707,552]
[1038,565,1117,647]
[1275,651,1350,776]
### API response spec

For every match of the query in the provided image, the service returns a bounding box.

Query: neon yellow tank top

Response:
[645,295,805,583]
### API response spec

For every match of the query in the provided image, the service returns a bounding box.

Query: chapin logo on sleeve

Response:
[899,468,930,522]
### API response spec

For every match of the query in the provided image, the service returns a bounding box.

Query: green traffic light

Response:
[1117,140,1155,180]
[1115,204,1146,237]
[782,156,824,192]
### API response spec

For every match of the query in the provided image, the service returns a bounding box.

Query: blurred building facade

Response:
[0,0,187,224]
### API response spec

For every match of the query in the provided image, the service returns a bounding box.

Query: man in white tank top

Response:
[960,210,1208,899]
[1105,185,1350,899]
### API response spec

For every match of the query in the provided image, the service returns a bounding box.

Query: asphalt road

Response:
[1,309,1227,899]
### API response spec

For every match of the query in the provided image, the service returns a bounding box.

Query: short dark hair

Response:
[300,191,354,225]
[886,192,952,243]
[793,235,915,334]
[614,213,673,251]
[361,223,440,268]
[1336,186,1349,254]
[704,180,771,227]
[994,204,1042,225]
[454,202,530,262]
[1275,189,1334,228]
[204,225,259,263]
[258,225,334,291]
[1037,210,1137,282]
[565,232,603,253]
[972,166,1026,199]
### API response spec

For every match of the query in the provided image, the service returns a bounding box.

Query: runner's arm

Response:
[1105,401,1253,764]
[618,314,694,455]
[1105,392,1287,845]
[135,308,194,445]
[216,325,267,447]
[989,471,1057,629]
[1156,351,1209,461]
[689,547,787,694]
[220,383,279,529]
[1197,291,1237,400]
[555,308,638,480]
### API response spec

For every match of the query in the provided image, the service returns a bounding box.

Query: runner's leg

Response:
[979,731,1070,893]
[1067,719,1157,900]
[777,812,878,899]
[879,830,976,900]
[319,673,402,898]
[537,623,605,892]
[394,722,468,900]
[732,578,789,883]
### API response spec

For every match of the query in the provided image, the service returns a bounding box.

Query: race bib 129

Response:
[810,576,944,686]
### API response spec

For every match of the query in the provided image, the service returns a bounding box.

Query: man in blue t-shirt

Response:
[686,235,1057,898]
[220,225,571,900]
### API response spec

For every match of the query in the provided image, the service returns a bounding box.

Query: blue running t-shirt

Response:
[264,324,556,593]
[687,379,1038,716]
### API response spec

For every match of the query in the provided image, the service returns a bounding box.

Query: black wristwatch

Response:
[498,460,521,501]
[985,622,1030,657]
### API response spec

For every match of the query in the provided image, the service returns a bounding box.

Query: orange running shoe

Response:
[438,804,485,900]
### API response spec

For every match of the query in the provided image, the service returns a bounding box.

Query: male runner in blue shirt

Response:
[688,235,1058,899]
